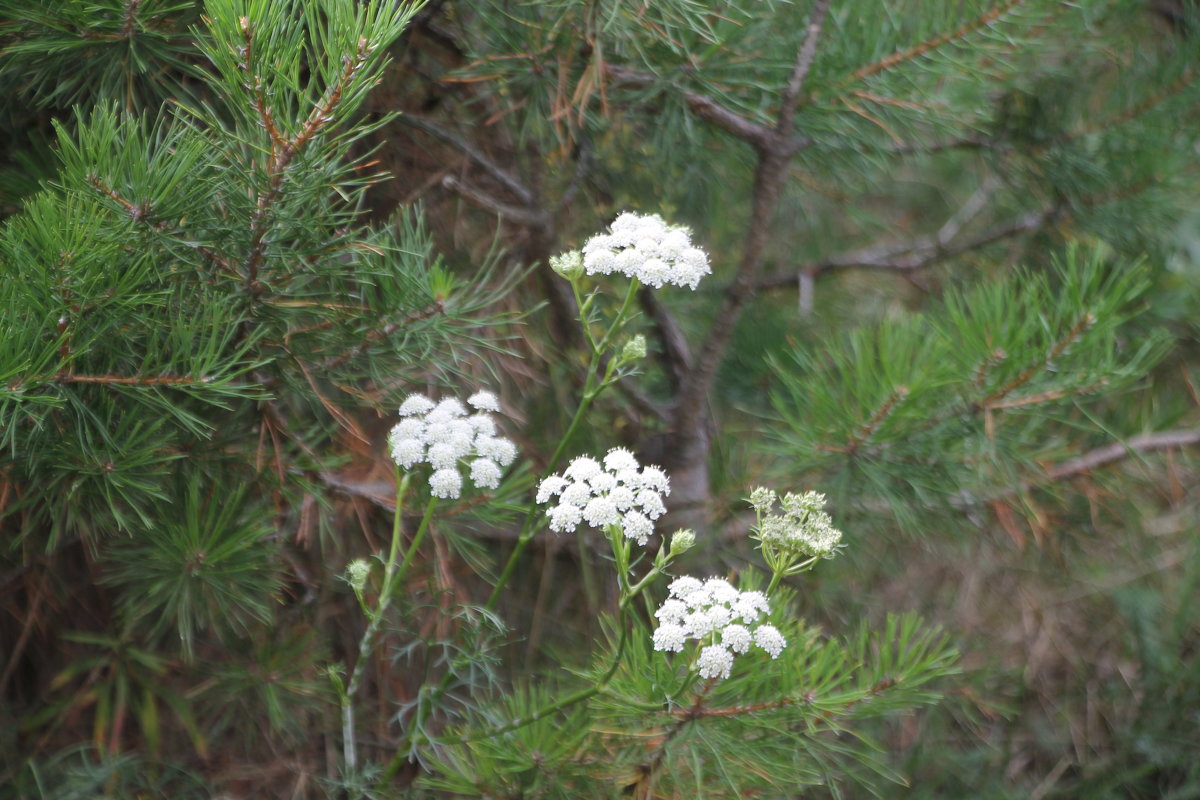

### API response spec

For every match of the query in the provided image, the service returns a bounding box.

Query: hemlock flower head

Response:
[621,334,647,361]
[345,559,371,591]
[754,489,843,559]
[549,250,585,281]
[668,528,696,556]
[537,448,670,544]
[387,391,516,499]
[581,212,711,290]
[651,575,786,680]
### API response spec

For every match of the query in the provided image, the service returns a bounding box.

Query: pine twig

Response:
[754,207,1057,290]
[401,114,534,205]
[440,174,549,227]
[837,0,1029,89]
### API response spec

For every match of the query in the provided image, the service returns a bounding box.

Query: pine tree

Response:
[3,1,1199,798]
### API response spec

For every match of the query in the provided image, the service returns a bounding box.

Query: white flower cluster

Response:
[581,212,710,290]
[652,576,786,680]
[536,448,669,544]
[753,488,843,559]
[387,392,517,500]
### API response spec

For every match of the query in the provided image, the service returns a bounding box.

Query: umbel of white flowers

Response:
[652,576,787,680]
[553,211,710,290]
[750,487,843,559]
[536,448,670,544]
[387,392,517,499]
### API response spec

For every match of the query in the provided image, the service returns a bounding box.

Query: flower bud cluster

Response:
[582,212,710,290]
[387,391,517,499]
[652,576,786,680]
[752,488,843,559]
[536,448,669,544]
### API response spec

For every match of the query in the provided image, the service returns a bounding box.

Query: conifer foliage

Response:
[3,1,1199,798]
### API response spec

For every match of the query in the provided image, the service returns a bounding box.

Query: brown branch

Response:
[119,0,141,38]
[86,174,151,223]
[50,372,212,386]
[754,207,1056,290]
[638,288,692,393]
[400,114,534,205]
[440,175,549,228]
[604,65,789,151]
[839,0,1028,88]
[1045,428,1200,482]
[778,0,833,135]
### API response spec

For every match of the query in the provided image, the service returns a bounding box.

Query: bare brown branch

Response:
[754,207,1056,290]
[778,0,833,134]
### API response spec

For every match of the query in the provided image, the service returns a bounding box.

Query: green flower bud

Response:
[668,528,696,556]
[345,559,371,591]
[622,334,647,361]
[549,250,584,281]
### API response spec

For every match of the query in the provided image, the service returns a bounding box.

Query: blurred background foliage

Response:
[2,0,1200,797]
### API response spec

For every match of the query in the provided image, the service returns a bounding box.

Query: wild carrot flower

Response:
[651,576,786,680]
[581,212,710,290]
[387,391,516,499]
[537,447,670,544]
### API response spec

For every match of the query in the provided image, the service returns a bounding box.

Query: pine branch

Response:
[604,64,808,152]
[318,300,446,371]
[241,28,372,294]
[778,0,832,133]
[626,679,717,799]
[836,0,1030,90]
[1045,428,1200,482]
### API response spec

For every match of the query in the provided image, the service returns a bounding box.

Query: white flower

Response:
[697,645,734,680]
[668,576,704,600]
[536,475,569,504]
[467,390,501,412]
[748,486,777,513]
[621,511,653,545]
[564,457,603,482]
[389,436,425,469]
[655,598,688,624]
[604,447,639,472]
[651,574,787,679]
[548,503,583,533]
[583,496,620,527]
[653,623,688,653]
[388,390,516,497]
[429,468,463,499]
[580,212,710,290]
[476,436,517,467]
[398,394,436,417]
[537,448,670,542]
[470,458,502,490]
[722,624,752,654]
[753,624,787,658]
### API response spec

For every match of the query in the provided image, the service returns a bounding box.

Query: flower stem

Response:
[342,471,413,770]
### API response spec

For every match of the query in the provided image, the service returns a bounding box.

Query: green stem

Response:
[485,351,602,611]
[343,471,413,770]
[595,278,641,355]
[383,275,645,782]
